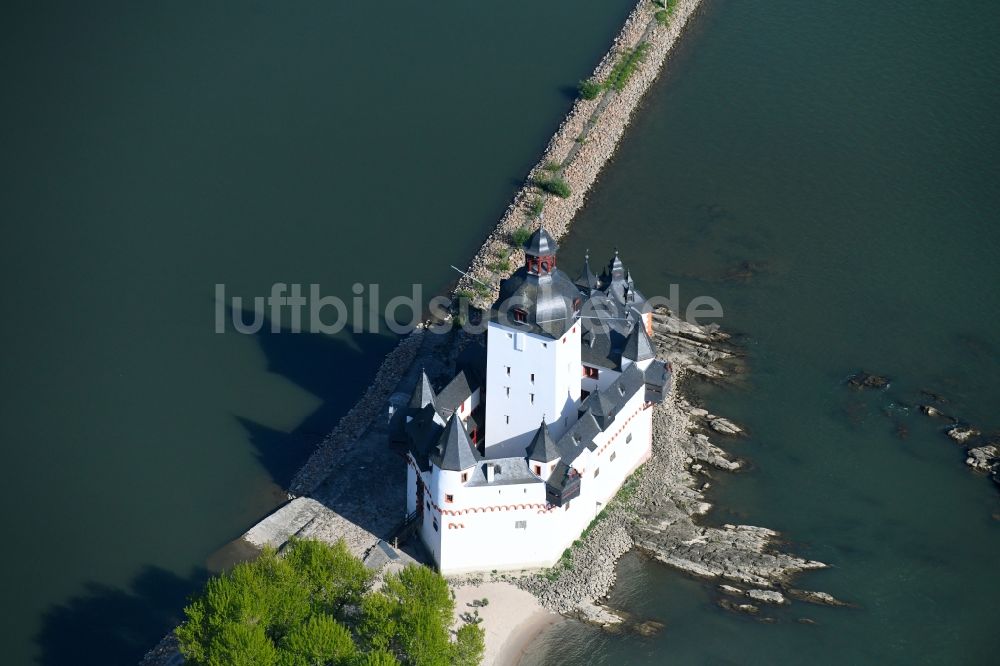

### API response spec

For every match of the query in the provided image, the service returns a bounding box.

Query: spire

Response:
[609,248,625,282]
[526,420,561,463]
[575,249,600,291]
[523,228,558,276]
[623,322,655,363]
[523,227,558,257]
[431,414,480,471]
[408,370,436,410]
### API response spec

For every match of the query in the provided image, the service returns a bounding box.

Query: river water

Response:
[523,0,1000,664]
[0,2,640,664]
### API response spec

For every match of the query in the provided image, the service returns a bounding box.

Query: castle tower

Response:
[484,228,583,456]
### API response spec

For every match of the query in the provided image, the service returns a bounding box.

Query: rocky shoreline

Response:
[506,306,840,623]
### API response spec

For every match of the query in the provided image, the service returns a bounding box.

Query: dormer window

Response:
[513,308,527,323]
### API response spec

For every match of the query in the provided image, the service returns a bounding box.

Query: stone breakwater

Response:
[290,328,425,496]
[455,0,704,303]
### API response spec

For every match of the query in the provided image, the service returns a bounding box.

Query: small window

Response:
[514,332,524,351]
[514,520,527,529]
[530,393,534,405]
[506,366,511,376]
[426,501,430,510]
[610,452,617,462]
[513,308,527,323]
[445,494,454,503]
[461,472,469,482]
[594,468,601,478]
[542,343,548,348]
[533,464,542,475]
[530,373,535,383]
[506,386,510,397]
[459,403,464,414]
[626,433,633,444]
[433,519,438,532]
[583,366,599,379]
[505,415,509,424]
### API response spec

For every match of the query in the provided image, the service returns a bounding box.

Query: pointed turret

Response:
[408,370,436,410]
[430,414,480,471]
[575,249,600,292]
[526,420,561,463]
[609,248,625,283]
[523,227,558,277]
[622,322,655,363]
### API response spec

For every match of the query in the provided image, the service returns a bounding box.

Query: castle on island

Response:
[390,229,670,573]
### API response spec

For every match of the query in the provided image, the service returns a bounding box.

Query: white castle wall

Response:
[417,398,654,574]
[484,321,582,456]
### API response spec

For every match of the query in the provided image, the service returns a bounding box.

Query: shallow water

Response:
[0,2,639,663]
[524,0,1000,663]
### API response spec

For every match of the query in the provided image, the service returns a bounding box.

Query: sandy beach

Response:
[452,581,563,666]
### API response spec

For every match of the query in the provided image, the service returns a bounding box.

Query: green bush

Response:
[534,175,572,199]
[542,159,562,172]
[579,78,604,100]
[511,225,532,247]
[528,196,545,219]
[607,42,651,92]
[176,539,484,666]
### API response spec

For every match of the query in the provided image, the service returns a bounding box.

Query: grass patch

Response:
[488,258,511,273]
[510,225,532,247]
[653,0,678,26]
[542,160,562,172]
[534,174,572,199]
[528,196,545,219]
[607,42,651,92]
[578,78,603,100]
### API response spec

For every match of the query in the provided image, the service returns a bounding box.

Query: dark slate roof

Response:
[408,371,436,410]
[643,360,671,403]
[524,227,558,256]
[545,461,580,492]
[574,252,601,292]
[555,410,602,462]
[436,369,476,417]
[622,323,655,363]
[576,364,646,431]
[491,267,582,339]
[526,421,561,463]
[465,457,542,487]
[405,403,447,471]
[430,414,480,472]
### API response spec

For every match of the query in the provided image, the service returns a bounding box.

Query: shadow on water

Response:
[35,310,399,664]
[235,315,398,488]
[36,566,208,666]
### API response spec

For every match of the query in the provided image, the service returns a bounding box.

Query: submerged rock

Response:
[710,417,743,436]
[965,445,998,473]
[718,599,759,614]
[947,426,980,444]
[847,371,890,390]
[786,588,851,607]
[746,589,786,604]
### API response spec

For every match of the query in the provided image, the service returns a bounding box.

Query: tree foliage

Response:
[176,538,484,666]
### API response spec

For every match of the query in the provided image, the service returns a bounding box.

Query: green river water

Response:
[524,1,1000,664]
[0,2,637,664]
